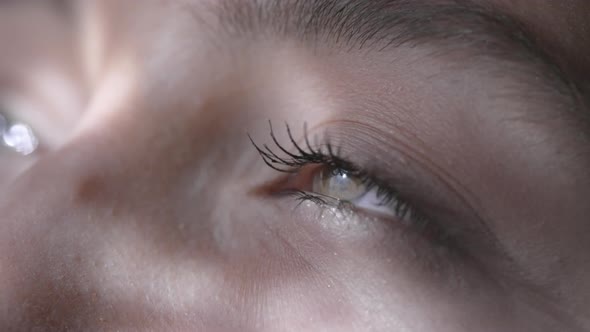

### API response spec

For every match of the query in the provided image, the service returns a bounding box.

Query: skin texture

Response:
[0,1,589,331]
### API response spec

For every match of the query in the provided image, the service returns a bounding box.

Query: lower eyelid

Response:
[280,192,455,268]
[289,187,455,250]
[285,192,388,239]
[286,189,398,234]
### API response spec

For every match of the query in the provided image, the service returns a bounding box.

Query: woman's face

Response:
[1,1,589,331]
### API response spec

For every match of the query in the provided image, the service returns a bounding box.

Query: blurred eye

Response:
[0,112,39,156]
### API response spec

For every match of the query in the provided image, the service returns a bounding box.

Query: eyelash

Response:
[249,121,436,236]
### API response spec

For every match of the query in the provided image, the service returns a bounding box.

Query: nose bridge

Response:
[0,12,252,323]
[2,36,235,222]
[0,3,256,329]
[0,0,253,230]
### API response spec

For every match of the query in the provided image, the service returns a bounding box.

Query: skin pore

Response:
[0,1,589,331]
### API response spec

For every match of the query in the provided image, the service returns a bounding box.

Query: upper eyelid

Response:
[249,121,336,173]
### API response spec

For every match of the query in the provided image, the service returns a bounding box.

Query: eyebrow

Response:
[213,0,580,109]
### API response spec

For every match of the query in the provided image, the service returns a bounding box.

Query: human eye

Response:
[249,122,454,249]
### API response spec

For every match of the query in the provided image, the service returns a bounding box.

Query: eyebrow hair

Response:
[213,0,582,111]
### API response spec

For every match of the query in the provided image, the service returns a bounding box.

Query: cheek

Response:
[0,133,355,330]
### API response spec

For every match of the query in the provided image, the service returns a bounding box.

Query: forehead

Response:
[3,0,588,108]
[474,0,590,87]
[165,0,589,87]
[194,0,587,102]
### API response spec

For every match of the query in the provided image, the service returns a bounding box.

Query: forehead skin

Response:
[487,0,590,89]
[0,1,589,331]
[86,0,590,113]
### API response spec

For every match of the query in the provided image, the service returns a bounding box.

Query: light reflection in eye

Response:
[0,113,39,156]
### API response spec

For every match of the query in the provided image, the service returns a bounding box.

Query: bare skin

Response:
[0,1,589,331]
